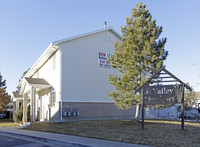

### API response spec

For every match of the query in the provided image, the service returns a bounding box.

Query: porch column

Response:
[23,94,28,123]
[30,87,36,122]
[13,101,16,120]
[34,92,37,121]
[16,99,19,113]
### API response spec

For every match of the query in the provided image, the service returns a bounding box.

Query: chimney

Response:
[104,21,107,29]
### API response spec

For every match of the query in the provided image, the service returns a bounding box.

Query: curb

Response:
[0,130,91,147]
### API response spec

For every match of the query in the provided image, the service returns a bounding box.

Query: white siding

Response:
[60,30,120,102]
[32,51,61,102]
[31,51,61,121]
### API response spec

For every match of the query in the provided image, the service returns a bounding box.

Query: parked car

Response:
[179,109,199,120]
[0,113,6,119]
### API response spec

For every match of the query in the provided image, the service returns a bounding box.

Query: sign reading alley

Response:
[143,85,178,105]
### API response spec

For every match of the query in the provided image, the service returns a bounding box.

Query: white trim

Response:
[59,49,63,122]
[17,27,121,89]
[19,80,26,95]
[14,98,23,100]
[50,90,56,107]
[18,44,59,87]
[53,27,121,45]
[28,84,51,88]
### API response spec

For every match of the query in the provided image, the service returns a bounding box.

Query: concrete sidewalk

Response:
[0,127,151,147]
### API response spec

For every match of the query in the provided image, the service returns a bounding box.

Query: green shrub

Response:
[27,105,30,122]
[14,104,31,123]
[14,104,23,123]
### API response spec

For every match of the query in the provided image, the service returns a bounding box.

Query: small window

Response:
[105,34,110,41]
[110,35,114,42]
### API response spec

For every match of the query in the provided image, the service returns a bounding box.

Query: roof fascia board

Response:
[14,98,23,100]
[53,27,121,46]
[19,78,26,95]
[17,27,121,90]
[17,43,59,87]
[109,28,121,39]
[28,84,51,88]
[23,43,53,77]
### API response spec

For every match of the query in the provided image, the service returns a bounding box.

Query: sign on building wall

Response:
[143,85,178,105]
[98,52,113,68]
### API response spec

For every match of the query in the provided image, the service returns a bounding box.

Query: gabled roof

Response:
[135,66,192,93]
[12,92,23,98]
[53,27,121,45]
[25,78,51,87]
[18,27,121,89]
[19,43,59,84]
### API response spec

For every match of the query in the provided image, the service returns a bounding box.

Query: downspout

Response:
[59,47,63,122]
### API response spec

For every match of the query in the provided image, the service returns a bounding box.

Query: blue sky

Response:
[0,0,200,94]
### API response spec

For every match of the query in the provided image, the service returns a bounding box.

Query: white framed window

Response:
[105,34,110,41]
[105,34,114,42]
[49,91,56,107]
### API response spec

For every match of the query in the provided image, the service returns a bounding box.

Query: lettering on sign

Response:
[98,52,113,68]
[143,85,178,105]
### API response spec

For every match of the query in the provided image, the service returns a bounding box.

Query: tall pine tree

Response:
[0,74,6,89]
[0,88,9,112]
[0,73,9,112]
[108,3,168,119]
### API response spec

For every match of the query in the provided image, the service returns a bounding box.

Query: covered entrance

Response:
[21,78,51,123]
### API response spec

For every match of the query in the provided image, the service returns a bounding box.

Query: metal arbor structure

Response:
[135,66,192,130]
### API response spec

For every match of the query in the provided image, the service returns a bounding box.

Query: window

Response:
[49,91,56,107]
[19,102,22,108]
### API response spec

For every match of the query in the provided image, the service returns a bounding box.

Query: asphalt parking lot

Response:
[0,134,48,147]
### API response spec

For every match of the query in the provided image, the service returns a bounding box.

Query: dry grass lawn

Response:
[0,119,20,127]
[24,119,200,147]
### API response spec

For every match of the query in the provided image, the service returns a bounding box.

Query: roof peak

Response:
[53,27,121,45]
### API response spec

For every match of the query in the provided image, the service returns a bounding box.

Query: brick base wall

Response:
[61,102,135,121]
